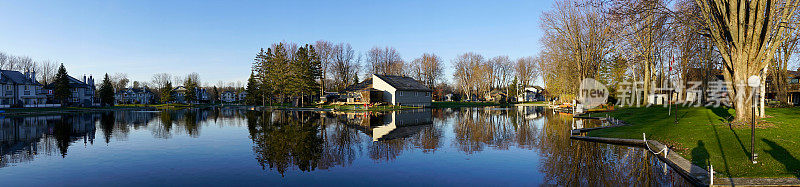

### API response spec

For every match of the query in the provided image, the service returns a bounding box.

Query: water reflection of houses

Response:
[0,114,98,168]
[339,109,433,142]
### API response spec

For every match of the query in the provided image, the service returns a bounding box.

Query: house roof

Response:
[373,74,432,92]
[0,70,41,85]
[43,75,90,89]
[344,78,373,92]
[117,88,152,94]
[789,70,800,78]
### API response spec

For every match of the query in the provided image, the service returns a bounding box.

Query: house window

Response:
[426,92,430,96]
[398,91,403,96]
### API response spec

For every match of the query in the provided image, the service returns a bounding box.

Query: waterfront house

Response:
[221,91,237,103]
[344,74,432,107]
[0,70,47,108]
[43,75,96,107]
[518,86,547,102]
[237,91,247,101]
[115,88,154,104]
[171,86,210,104]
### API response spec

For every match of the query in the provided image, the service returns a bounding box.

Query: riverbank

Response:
[586,106,800,179]
[0,103,221,116]
[431,101,509,108]
[317,104,420,111]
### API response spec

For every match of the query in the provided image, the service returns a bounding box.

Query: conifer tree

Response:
[98,73,115,106]
[53,63,71,106]
[246,72,260,105]
[184,77,198,103]
[161,82,173,104]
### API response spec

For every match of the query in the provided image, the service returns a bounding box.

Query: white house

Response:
[370,74,432,107]
[221,91,237,103]
[0,70,48,107]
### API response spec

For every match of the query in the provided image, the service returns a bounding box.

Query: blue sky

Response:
[0,0,550,86]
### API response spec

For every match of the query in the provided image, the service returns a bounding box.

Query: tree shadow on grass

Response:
[728,124,751,158]
[762,139,800,178]
[711,123,733,181]
[708,106,733,123]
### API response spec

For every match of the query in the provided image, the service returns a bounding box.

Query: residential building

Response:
[171,86,209,104]
[766,69,800,105]
[237,91,247,101]
[221,91,236,103]
[518,86,547,102]
[115,88,154,104]
[0,70,47,107]
[43,75,96,107]
[345,74,432,107]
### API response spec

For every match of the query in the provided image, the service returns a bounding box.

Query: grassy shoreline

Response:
[0,103,221,116]
[587,106,800,178]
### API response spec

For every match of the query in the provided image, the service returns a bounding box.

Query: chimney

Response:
[31,70,36,81]
[83,75,87,83]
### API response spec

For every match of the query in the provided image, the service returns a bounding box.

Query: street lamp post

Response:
[748,75,761,164]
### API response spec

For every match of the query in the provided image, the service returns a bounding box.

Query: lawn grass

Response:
[588,106,800,178]
[431,101,508,108]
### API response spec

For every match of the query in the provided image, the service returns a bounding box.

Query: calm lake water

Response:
[0,107,690,186]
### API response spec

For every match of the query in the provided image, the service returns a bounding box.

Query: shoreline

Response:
[0,104,221,117]
[571,117,800,186]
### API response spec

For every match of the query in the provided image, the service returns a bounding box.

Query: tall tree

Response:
[365,46,404,76]
[410,53,444,88]
[696,0,800,121]
[98,74,115,106]
[161,81,173,104]
[184,73,200,103]
[53,64,71,106]
[246,72,260,105]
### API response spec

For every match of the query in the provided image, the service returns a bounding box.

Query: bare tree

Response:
[696,0,800,121]
[330,42,358,91]
[151,73,172,90]
[366,46,404,76]
[516,56,539,89]
[0,52,8,69]
[111,73,130,91]
[37,60,59,85]
[453,52,485,101]
[410,53,444,88]
[314,40,334,94]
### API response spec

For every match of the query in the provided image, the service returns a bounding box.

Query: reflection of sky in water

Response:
[0,107,689,186]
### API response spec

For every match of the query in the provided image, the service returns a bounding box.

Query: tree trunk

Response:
[730,65,754,123]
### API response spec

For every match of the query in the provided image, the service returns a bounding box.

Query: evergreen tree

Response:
[253,48,273,106]
[184,77,198,103]
[212,86,219,103]
[246,72,260,105]
[509,77,519,101]
[160,82,173,104]
[98,73,115,106]
[53,64,71,106]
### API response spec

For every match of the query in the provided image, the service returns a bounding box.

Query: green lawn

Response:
[588,106,800,178]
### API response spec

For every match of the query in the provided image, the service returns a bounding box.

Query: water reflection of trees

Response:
[246,111,324,175]
[452,107,540,153]
[535,111,688,186]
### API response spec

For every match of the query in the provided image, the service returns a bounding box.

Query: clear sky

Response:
[0,0,550,86]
